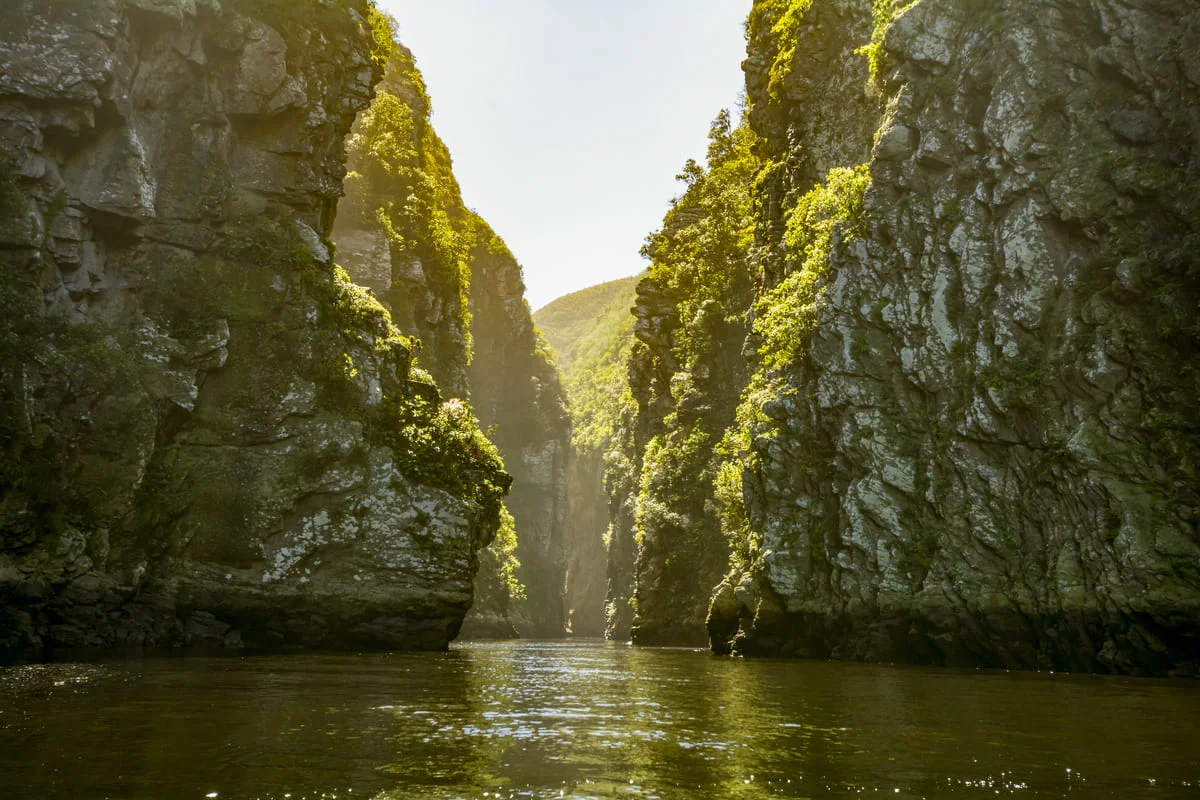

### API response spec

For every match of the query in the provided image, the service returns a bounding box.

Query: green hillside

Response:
[534,275,642,379]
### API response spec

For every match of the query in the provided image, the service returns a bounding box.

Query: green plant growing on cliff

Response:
[339,37,476,386]
[490,505,525,600]
[754,164,871,373]
[857,0,919,90]
[745,0,814,105]
[610,110,762,638]
[715,165,870,571]
[187,213,507,517]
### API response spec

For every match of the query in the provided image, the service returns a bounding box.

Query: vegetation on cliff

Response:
[0,0,511,650]
[335,25,570,637]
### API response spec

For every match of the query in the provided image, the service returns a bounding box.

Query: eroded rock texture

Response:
[711,0,1200,675]
[0,0,507,651]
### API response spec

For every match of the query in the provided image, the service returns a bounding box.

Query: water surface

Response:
[1,640,1197,799]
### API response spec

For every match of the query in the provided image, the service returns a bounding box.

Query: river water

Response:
[1,640,1197,799]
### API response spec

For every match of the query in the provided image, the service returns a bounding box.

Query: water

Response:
[0,640,1197,799]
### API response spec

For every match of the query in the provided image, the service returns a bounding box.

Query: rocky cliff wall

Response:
[710,0,1200,676]
[592,111,760,647]
[334,44,570,639]
[463,219,570,638]
[0,0,508,651]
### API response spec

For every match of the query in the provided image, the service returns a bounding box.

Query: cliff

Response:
[333,40,571,639]
[708,0,1200,675]
[0,0,508,651]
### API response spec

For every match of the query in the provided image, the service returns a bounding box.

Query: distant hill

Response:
[534,275,642,380]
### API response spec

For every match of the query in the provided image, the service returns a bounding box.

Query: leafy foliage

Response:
[535,276,641,457]
[340,28,475,386]
[718,164,871,568]
[857,0,920,89]
[642,110,758,366]
[215,214,508,517]
[535,275,641,382]
[754,164,871,372]
[606,110,763,633]
[745,0,814,106]
[491,506,525,600]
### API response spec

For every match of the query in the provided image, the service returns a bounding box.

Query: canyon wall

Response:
[535,276,640,638]
[565,0,1199,674]
[0,0,509,650]
[708,0,1200,675]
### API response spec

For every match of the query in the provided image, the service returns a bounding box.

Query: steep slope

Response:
[0,0,508,650]
[463,217,570,638]
[333,35,570,639]
[708,0,1200,675]
[535,275,640,636]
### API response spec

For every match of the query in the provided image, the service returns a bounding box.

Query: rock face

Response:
[709,0,1200,675]
[334,44,571,639]
[0,0,508,651]
[593,110,759,647]
[465,221,570,638]
[334,41,472,396]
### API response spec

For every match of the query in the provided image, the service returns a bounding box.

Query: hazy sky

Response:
[375,0,750,311]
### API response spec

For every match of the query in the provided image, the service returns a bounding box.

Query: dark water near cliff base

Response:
[1,640,1197,800]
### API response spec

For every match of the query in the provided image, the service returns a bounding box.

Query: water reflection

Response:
[0,641,1197,799]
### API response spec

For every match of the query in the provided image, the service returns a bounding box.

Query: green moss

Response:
[978,343,1047,407]
[746,0,814,106]
[341,41,477,387]
[754,164,871,373]
[856,0,918,91]
[0,156,25,221]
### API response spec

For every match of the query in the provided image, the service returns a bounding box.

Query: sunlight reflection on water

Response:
[1,640,1198,799]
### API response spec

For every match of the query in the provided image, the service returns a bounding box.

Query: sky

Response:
[375,0,751,311]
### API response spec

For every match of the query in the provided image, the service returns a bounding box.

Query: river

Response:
[0,640,1197,799]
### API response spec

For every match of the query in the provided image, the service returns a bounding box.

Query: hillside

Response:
[534,275,641,380]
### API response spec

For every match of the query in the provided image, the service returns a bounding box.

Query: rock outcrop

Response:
[709,0,1200,676]
[593,111,759,647]
[333,41,570,639]
[0,0,508,651]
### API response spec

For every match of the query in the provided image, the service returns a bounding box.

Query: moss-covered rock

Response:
[334,41,572,640]
[708,0,1200,676]
[0,0,507,652]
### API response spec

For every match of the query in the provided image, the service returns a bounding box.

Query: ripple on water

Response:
[1,641,1199,799]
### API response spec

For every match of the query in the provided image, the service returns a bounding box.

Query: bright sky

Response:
[375,0,750,311]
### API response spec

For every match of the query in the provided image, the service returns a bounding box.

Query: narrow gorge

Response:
[1,0,1197,680]
[2,1,1200,797]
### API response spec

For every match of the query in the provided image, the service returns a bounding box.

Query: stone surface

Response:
[709,0,1200,676]
[0,0,504,651]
